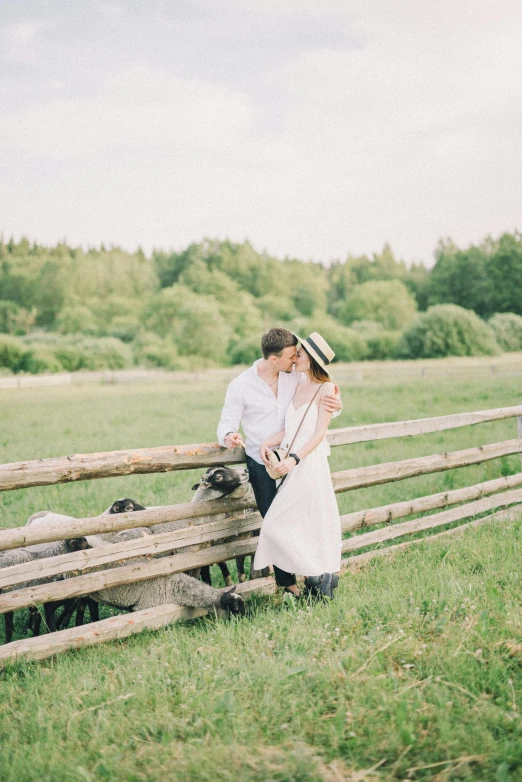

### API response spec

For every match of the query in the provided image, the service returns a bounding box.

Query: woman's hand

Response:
[275,457,296,476]
[259,442,271,467]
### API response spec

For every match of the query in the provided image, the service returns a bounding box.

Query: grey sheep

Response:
[0,536,93,644]
[0,547,40,644]
[86,552,245,616]
[151,466,256,584]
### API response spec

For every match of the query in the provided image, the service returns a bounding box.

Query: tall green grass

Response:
[1,363,522,780]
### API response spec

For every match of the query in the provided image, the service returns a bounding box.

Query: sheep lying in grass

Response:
[0,537,94,644]
[82,534,245,616]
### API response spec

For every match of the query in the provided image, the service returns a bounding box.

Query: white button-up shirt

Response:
[217,359,339,463]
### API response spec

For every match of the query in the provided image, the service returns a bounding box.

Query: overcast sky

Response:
[1,0,521,267]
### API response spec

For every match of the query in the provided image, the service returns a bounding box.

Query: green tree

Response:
[488,313,522,351]
[0,334,29,372]
[399,304,500,358]
[334,280,417,330]
[428,240,493,317]
[486,233,522,315]
[144,285,232,363]
[57,305,98,335]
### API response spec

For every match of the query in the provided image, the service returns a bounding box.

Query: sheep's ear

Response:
[191,483,200,491]
[226,586,237,593]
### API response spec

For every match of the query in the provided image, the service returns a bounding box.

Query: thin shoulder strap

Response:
[284,384,322,458]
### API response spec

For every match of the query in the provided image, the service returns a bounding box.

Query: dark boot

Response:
[304,573,339,600]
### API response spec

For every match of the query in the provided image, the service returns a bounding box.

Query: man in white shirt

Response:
[217,327,341,584]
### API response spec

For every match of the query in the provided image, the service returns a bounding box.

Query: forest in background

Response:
[0,231,521,374]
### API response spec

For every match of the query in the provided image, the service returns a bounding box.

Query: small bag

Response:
[265,448,285,480]
[265,385,321,481]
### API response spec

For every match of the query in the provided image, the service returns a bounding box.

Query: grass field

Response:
[1,356,522,780]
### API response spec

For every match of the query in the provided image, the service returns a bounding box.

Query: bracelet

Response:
[289,453,300,465]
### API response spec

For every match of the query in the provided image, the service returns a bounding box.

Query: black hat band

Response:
[305,336,330,365]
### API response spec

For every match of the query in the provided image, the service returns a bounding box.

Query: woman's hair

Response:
[303,347,331,383]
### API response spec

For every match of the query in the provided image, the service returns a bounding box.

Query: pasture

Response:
[1,356,522,781]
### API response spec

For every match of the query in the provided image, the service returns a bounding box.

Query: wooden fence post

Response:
[518,417,522,468]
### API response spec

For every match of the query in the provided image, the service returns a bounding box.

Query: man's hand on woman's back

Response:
[321,384,342,415]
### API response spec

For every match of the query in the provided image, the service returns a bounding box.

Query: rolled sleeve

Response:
[217,381,245,446]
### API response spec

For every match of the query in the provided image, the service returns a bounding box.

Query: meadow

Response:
[1,356,522,780]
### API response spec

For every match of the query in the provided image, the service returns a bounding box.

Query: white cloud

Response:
[0,19,54,64]
[0,1,521,264]
[0,68,255,159]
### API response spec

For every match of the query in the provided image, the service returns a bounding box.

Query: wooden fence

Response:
[1,404,522,666]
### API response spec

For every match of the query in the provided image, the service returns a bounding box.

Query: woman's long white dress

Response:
[253,398,342,577]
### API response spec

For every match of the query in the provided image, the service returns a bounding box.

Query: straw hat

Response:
[293,331,335,376]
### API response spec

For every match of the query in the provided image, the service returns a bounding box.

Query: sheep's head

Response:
[108,498,147,514]
[219,586,245,616]
[191,466,249,496]
[65,537,92,552]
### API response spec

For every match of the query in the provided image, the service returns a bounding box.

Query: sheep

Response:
[147,466,256,585]
[0,547,39,644]
[104,470,256,586]
[24,512,100,632]
[188,466,256,586]
[0,537,94,644]
[83,543,246,617]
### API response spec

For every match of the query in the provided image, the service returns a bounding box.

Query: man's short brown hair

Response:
[261,328,298,359]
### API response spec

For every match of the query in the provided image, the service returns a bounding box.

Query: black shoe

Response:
[304,573,339,600]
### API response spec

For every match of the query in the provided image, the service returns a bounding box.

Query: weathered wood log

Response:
[2,404,522,493]
[0,577,277,667]
[328,404,522,445]
[340,472,522,532]
[341,487,522,553]
[341,504,522,571]
[331,438,522,493]
[518,418,522,468]
[0,497,255,553]
[3,438,521,553]
[0,442,245,492]
[0,512,262,590]
[0,537,259,614]
[5,471,522,589]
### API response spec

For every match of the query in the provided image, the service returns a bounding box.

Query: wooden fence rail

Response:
[4,484,522,616]
[1,402,522,664]
[0,497,254,553]
[2,438,522,554]
[2,404,522,492]
[3,472,522,591]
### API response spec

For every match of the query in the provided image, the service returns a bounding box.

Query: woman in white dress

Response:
[253,332,342,599]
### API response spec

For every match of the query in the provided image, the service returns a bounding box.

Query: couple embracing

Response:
[218,327,342,599]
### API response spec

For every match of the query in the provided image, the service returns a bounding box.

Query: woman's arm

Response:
[274,383,334,475]
[259,429,285,466]
[276,383,334,475]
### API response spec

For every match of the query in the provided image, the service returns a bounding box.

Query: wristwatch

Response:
[289,453,300,465]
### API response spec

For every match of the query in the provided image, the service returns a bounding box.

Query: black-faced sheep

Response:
[188,466,256,585]
[107,469,257,586]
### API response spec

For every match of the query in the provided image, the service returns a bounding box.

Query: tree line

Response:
[0,231,521,374]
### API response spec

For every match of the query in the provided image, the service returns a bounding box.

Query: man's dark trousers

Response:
[246,455,296,587]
